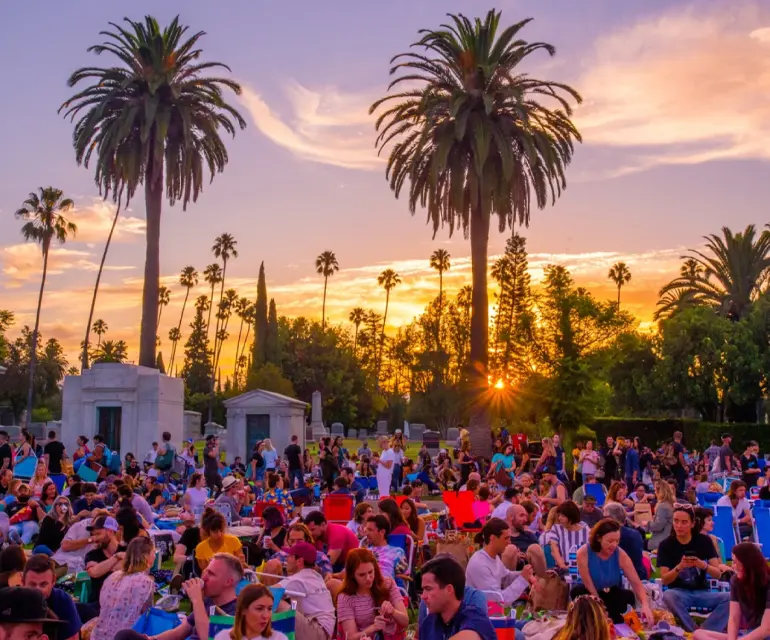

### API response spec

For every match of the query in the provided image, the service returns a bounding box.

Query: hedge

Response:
[588,418,767,452]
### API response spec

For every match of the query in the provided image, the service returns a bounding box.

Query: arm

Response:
[86,552,122,579]
[647,504,671,533]
[449,633,482,640]
[153,620,192,640]
[327,548,342,565]
[740,606,770,640]
[618,549,653,622]
[659,557,689,586]
[61,535,93,552]
[549,540,567,569]
[576,547,599,597]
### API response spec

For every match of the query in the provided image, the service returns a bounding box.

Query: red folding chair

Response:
[442,490,480,530]
[322,495,354,523]
[252,502,285,519]
[379,495,408,506]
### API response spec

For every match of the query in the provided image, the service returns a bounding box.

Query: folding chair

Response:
[388,533,416,577]
[211,502,233,526]
[713,505,739,560]
[322,494,354,523]
[753,507,770,559]
[697,492,722,510]
[585,483,605,507]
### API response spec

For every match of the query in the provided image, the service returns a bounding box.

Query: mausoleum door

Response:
[246,414,270,454]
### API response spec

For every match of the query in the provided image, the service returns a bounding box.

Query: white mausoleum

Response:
[223,389,307,462]
[61,363,184,456]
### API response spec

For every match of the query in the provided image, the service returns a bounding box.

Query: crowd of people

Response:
[0,426,767,640]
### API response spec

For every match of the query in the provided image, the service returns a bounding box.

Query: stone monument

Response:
[309,390,328,441]
[423,430,440,455]
[331,422,344,437]
[410,423,425,442]
[446,427,460,443]
[376,421,388,436]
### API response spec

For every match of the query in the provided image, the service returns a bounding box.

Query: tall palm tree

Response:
[377,269,401,376]
[92,339,128,364]
[15,187,76,420]
[167,327,182,374]
[349,307,366,356]
[211,234,238,362]
[157,285,171,325]
[315,251,340,330]
[657,225,770,321]
[429,248,451,348]
[203,263,223,340]
[607,262,632,307]
[60,16,246,368]
[370,10,581,453]
[214,288,238,370]
[231,297,250,385]
[169,266,198,371]
[236,302,255,378]
[92,319,108,349]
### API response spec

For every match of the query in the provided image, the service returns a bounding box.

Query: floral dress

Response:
[88,570,154,640]
[264,487,294,510]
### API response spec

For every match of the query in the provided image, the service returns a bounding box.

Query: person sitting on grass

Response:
[552,594,614,640]
[195,508,244,572]
[23,554,81,640]
[213,583,289,640]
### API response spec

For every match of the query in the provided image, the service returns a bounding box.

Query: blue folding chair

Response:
[49,474,66,493]
[753,508,770,559]
[696,492,722,510]
[713,505,739,560]
[585,483,606,507]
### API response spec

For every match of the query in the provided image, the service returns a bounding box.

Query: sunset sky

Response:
[1,1,768,372]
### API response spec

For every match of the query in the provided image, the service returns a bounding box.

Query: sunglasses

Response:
[674,502,694,512]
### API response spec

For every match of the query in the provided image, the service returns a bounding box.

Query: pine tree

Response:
[155,351,166,374]
[182,303,213,395]
[266,298,280,366]
[251,262,268,368]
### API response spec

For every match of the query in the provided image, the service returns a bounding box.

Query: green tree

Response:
[0,311,13,363]
[15,187,76,420]
[170,266,198,371]
[266,299,280,366]
[605,332,662,416]
[608,262,632,307]
[92,339,129,364]
[246,363,295,398]
[182,297,213,395]
[61,16,246,368]
[371,10,581,455]
[657,225,770,321]
[654,259,706,321]
[377,269,401,379]
[315,251,339,331]
[349,307,366,357]
[236,302,255,383]
[252,261,268,368]
[92,319,108,349]
[429,249,451,350]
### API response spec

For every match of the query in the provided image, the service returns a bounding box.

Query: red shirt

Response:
[319,523,358,564]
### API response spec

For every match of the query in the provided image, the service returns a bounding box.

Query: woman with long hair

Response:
[262,439,278,473]
[379,498,412,537]
[214,583,288,640]
[716,480,753,538]
[39,481,58,512]
[491,442,517,482]
[456,440,474,487]
[34,496,72,555]
[15,431,35,465]
[543,501,589,570]
[73,436,90,462]
[647,480,675,551]
[693,542,770,640]
[184,472,209,513]
[535,437,557,475]
[552,595,614,640]
[88,536,156,640]
[605,481,633,510]
[400,498,425,541]
[348,502,373,537]
[358,458,373,478]
[694,507,733,577]
[337,548,409,640]
[116,505,149,551]
[574,519,653,624]
[29,459,49,499]
[251,506,287,566]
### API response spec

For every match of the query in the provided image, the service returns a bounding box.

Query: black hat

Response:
[0,587,64,624]
[543,465,558,476]
[721,433,732,440]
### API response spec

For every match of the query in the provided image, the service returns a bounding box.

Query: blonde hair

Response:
[48,497,73,527]
[263,439,275,452]
[230,584,275,640]
[553,594,613,640]
[541,437,556,459]
[655,480,676,505]
[120,536,154,576]
[31,459,48,486]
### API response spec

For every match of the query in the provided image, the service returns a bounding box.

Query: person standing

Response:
[740,441,760,489]
[670,431,687,493]
[719,434,735,477]
[0,431,12,472]
[624,439,640,489]
[579,441,599,485]
[43,430,66,476]
[204,435,223,495]
[284,434,303,490]
[376,437,395,498]
[599,437,618,488]
[553,433,567,482]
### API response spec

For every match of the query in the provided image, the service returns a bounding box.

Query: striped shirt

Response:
[542,523,589,561]
[337,578,401,636]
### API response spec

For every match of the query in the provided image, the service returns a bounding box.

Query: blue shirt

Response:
[625,448,640,478]
[72,497,106,515]
[555,446,565,472]
[620,525,647,580]
[48,588,81,639]
[419,601,497,640]
[418,586,488,630]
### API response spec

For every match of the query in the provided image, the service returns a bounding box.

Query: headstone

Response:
[423,430,440,455]
[184,411,202,442]
[331,423,345,437]
[359,429,368,441]
[308,390,327,441]
[446,427,460,443]
[410,423,425,442]
[348,429,357,440]
[312,424,329,442]
[376,421,388,436]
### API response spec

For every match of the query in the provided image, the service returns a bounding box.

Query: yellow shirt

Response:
[194,534,242,563]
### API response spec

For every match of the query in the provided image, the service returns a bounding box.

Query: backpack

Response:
[155,444,176,471]
[109,451,122,475]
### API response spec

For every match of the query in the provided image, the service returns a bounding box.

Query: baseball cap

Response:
[286,542,316,565]
[584,494,597,503]
[87,515,119,533]
[222,476,238,490]
[0,587,65,624]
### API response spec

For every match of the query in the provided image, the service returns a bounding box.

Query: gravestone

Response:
[446,427,460,443]
[359,429,368,440]
[331,423,345,437]
[410,423,425,442]
[348,429,357,440]
[376,421,388,436]
[309,390,327,441]
[423,430,440,455]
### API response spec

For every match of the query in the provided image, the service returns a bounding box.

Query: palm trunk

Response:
[239,321,252,369]
[617,286,621,307]
[353,324,359,357]
[26,240,50,422]
[139,162,163,369]
[212,260,227,366]
[378,291,390,381]
[232,314,245,387]
[502,259,517,377]
[437,271,443,351]
[97,335,102,349]
[322,276,328,331]
[206,284,215,339]
[467,202,491,459]
[82,204,121,371]
[169,286,191,372]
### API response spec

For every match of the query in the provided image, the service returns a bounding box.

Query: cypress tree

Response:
[252,262,268,368]
[266,298,280,365]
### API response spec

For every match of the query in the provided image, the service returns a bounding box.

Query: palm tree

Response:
[315,251,340,330]
[15,187,76,420]
[377,269,401,375]
[430,249,451,348]
[607,262,632,307]
[349,307,366,356]
[92,319,108,349]
[657,225,770,321]
[157,285,171,325]
[203,263,223,340]
[370,10,581,453]
[211,234,238,362]
[214,288,238,370]
[490,255,511,359]
[236,302,255,379]
[60,16,246,368]
[167,327,182,374]
[92,339,128,364]
[231,297,250,384]
[169,266,198,371]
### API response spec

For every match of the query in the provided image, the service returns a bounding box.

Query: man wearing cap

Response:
[23,554,81,640]
[540,466,567,507]
[0,587,65,640]
[80,515,122,621]
[214,476,244,524]
[578,494,603,528]
[276,542,335,640]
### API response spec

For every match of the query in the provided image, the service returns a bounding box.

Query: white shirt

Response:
[278,569,335,637]
[52,519,95,573]
[491,500,514,520]
[185,487,209,511]
[465,549,529,605]
[214,631,288,640]
[377,449,396,483]
[716,495,751,521]
[144,448,158,464]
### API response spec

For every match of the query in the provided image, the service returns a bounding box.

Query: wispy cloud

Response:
[239,82,382,170]
[576,1,770,174]
[66,199,145,243]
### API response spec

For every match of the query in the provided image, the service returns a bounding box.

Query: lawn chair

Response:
[442,490,479,529]
[211,502,233,526]
[696,492,722,510]
[713,505,739,560]
[753,507,770,559]
[322,494,354,523]
[585,483,606,507]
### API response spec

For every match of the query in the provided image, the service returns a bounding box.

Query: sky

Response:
[0,0,767,372]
